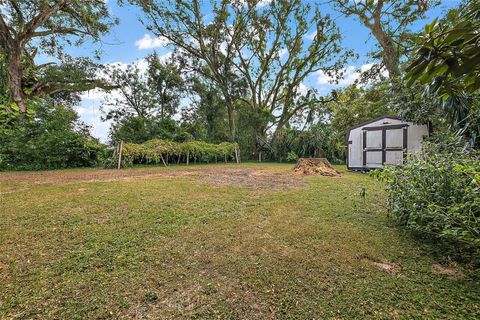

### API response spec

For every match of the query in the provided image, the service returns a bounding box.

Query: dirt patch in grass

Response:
[197,167,307,191]
[0,165,307,191]
[432,263,464,277]
[357,254,401,273]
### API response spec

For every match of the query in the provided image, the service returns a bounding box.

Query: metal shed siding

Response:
[347,116,429,170]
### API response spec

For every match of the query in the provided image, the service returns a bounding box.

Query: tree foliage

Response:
[102,55,187,144]
[326,83,394,134]
[129,0,350,145]
[405,1,480,96]
[331,0,437,79]
[269,123,345,164]
[405,0,480,147]
[181,76,230,143]
[0,98,106,170]
[0,0,118,111]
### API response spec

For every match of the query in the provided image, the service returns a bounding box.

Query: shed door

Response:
[363,125,408,168]
[385,128,406,165]
[363,130,383,168]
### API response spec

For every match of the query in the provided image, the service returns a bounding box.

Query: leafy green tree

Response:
[0,98,106,170]
[110,116,180,144]
[102,63,156,122]
[0,0,118,112]
[102,57,188,144]
[147,53,185,120]
[129,0,349,145]
[269,122,345,163]
[331,0,437,79]
[182,76,230,143]
[326,84,393,134]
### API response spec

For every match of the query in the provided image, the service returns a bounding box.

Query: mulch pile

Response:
[293,158,341,176]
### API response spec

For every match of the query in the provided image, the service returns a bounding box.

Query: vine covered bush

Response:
[115,139,238,167]
[374,136,480,262]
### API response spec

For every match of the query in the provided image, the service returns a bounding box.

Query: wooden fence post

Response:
[117,140,123,170]
[160,154,167,167]
[235,147,240,164]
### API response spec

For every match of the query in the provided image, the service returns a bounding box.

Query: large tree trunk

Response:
[6,47,27,112]
[226,103,236,142]
[371,27,401,79]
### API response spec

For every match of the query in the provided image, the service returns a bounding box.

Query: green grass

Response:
[0,163,479,319]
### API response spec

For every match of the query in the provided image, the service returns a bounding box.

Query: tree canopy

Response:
[331,0,437,79]
[129,0,351,145]
[0,0,118,112]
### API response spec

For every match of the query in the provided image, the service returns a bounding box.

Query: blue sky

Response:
[76,0,460,142]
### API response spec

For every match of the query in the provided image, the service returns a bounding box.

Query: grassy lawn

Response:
[1,163,479,319]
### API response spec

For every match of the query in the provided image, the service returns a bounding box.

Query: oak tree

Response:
[0,0,118,112]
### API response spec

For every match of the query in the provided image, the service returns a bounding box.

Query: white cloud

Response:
[297,83,309,95]
[278,48,288,58]
[135,34,170,50]
[305,30,317,41]
[238,0,272,7]
[257,0,272,7]
[75,102,112,143]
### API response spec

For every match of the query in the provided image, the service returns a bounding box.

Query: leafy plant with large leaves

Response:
[405,1,480,97]
[405,0,480,146]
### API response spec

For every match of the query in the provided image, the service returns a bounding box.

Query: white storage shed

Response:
[346,116,430,171]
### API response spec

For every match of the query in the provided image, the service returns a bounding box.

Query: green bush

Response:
[375,137,480,262]
[286,151,298,162]
[0,100,107,171]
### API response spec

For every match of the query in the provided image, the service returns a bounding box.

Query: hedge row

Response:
[112,139,238,167]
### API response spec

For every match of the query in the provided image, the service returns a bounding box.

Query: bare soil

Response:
[432,263,464,277]
[0,165,308,192]
[357,254,401,273]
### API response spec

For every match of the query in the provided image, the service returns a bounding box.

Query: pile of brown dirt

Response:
[293,158,341,176]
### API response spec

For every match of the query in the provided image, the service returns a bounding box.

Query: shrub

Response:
[375,137,480,262]
[286,151,298,162]
[0,101,107,171]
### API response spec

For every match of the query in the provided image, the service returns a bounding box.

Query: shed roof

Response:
[346,115,403,132]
